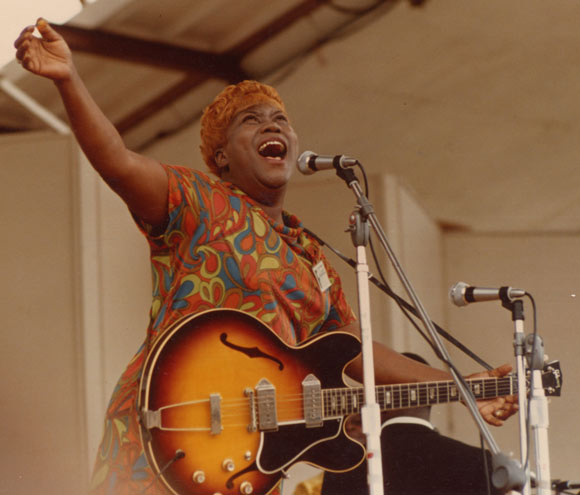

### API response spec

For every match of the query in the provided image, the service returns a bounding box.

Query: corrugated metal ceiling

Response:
[3,0,580,233]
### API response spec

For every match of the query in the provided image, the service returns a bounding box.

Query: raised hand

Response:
[470,363,519,426]
[14,18,73,81]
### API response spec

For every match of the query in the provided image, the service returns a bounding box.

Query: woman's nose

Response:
[262,120,282,132]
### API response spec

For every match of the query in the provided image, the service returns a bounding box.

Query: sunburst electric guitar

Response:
[138,308,562,495]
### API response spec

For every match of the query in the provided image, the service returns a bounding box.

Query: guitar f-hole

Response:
[220,332,284,370]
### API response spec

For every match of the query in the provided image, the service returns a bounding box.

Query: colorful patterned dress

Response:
[89,165,356,494]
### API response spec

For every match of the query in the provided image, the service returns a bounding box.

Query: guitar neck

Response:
[323,376,516,418]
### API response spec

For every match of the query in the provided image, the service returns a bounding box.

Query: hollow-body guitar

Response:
[138,308,562,495]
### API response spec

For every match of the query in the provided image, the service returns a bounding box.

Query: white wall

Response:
[0,132,88,494]
[0,131,151,493]
[77,152,151,463]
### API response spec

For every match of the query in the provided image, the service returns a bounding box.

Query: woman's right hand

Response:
[13,18,169,228]
[14,18,74,82]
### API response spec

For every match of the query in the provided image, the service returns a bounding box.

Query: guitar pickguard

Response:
[258,418,365,474]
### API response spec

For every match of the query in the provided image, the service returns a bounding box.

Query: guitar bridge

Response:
[209,393,222,435]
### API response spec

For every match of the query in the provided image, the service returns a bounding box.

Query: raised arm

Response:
[14,19,168,228]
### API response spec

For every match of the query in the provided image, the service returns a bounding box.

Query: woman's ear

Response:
[214,148,229,172]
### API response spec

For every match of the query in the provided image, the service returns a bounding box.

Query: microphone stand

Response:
[504,299,532,495]
[501,295,553,495]
[348,207,384,495]
[528,340,553,495]
[524,326,553,494]
[332,163,525,494]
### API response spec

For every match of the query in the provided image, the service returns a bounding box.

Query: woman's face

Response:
[216,102,299,206]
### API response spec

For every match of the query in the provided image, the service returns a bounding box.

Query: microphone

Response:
[449,281,526,307]
[297,150,358,175]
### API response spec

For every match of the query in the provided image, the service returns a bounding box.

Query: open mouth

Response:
[258,140,287,160]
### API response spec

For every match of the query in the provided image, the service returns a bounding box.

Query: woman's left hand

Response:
[468,363,519,426]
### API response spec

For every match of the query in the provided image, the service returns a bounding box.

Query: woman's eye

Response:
[242,114,259,123]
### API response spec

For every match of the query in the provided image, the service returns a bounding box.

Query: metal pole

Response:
[0,77,70,134]
[349,209,384,495]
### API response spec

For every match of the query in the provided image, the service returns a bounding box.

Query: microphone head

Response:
[449,281,469,307]
[297,150,316,175]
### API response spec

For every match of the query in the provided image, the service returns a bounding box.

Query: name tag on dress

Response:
[313,260,332,292]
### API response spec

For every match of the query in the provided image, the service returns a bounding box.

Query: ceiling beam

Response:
[51,23,248,82]
[115,0,330,135]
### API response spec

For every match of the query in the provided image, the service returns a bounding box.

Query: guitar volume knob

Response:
[239,481,254,494]
[192,470,206,484]
[222,458,235,472]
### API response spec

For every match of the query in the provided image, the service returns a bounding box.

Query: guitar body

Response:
[138,308,365,495]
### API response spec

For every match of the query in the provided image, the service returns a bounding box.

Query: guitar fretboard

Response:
[322,376,516,418]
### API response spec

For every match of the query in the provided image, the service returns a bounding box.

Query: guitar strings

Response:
[154,376,516,430]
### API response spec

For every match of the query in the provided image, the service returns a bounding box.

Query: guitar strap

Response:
[303,227,494,371]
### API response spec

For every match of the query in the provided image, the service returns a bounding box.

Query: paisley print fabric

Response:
[89,165,356,494]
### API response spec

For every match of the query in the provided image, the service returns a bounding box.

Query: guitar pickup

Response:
[256,378,278,431]
[302,374,323,428]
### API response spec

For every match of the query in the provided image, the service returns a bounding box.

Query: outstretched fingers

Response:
[14,36,38,73]
[14,26,35,53]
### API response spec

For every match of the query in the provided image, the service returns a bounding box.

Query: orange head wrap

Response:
[200,80,287,175]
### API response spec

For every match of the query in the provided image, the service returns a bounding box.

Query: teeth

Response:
[258,140,287,159]
[258,140,286,152]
